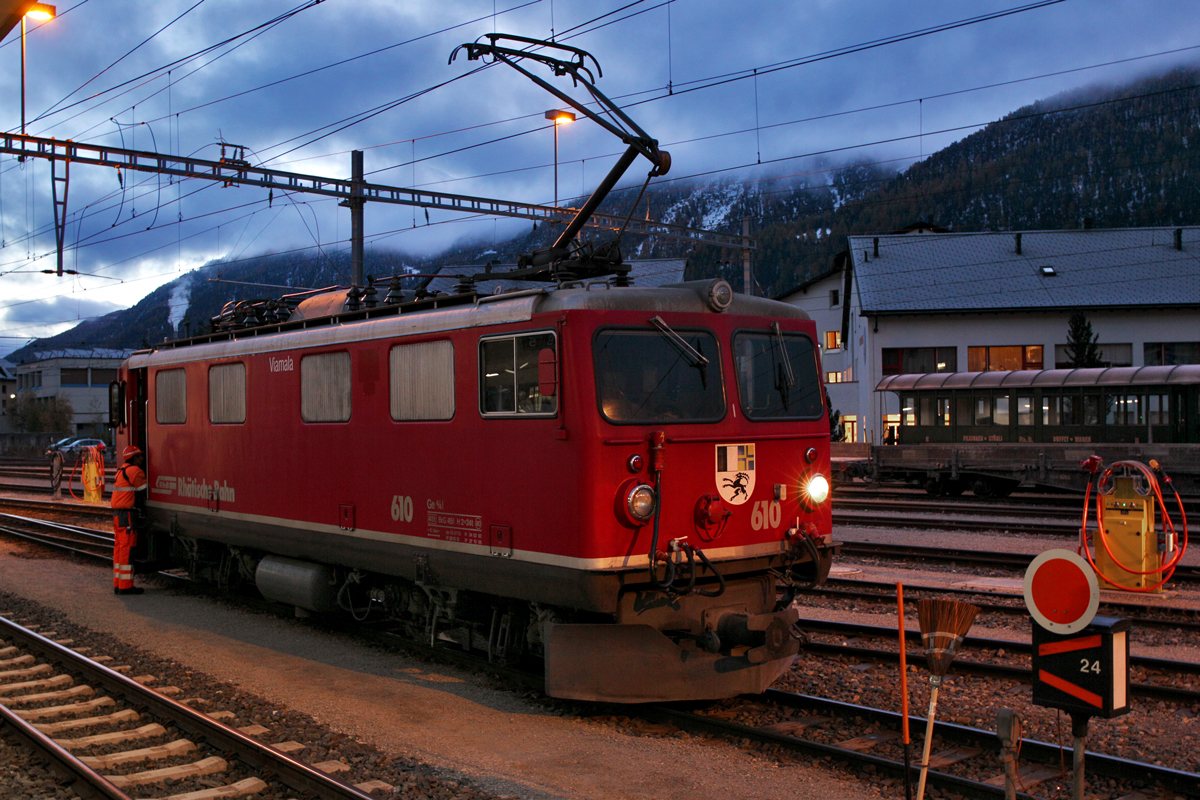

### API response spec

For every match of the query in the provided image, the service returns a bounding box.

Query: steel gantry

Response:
[1,131,755,285]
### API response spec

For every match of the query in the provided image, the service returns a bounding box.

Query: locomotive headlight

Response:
[628,484,657,520]
[705,279,734,311]
[802,473,830,507]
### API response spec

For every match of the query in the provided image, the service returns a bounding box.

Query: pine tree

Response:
[1064,310,1103,368]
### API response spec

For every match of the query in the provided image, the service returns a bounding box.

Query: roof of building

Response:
[0,359,14,379]
[24,348,134,363]
[876,364,1200,392]
[848,226,1200,314]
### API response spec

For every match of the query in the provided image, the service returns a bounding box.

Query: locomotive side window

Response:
[209,363,246,424]
[732,331,820,420]
[596,328,726,423]
[479,332,557,416]
[390,340,455,420]
[301,352,351,422]
[155,369,187,424]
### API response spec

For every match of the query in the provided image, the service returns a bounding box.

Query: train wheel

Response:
[970,479,994,499]
[923,477,944,497]
[943,479,967,497]
[989,480,1018,499]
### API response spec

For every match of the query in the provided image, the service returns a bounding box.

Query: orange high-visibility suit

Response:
[111,460,146,592]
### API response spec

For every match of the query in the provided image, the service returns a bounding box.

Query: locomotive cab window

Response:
[480,332,557,416]
[155,368,187,424]
[209,363,246,424]
[301,352,351,422]
[596,327,725,423]
[733,331,821,420]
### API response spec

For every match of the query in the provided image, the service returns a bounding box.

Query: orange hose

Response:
[1081,460,1188,593]
[897,582,910,743]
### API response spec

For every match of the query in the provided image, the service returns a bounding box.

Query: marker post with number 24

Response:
[1024,549,1131,800]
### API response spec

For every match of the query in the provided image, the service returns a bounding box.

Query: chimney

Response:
[873,237,879,257]
[1175,228,1183,251]
[1015,233,1022,255]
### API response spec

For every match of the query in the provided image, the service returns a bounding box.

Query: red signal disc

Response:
[1023,549,1100,634]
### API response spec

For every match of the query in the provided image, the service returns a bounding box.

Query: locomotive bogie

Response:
[115,282,835,701]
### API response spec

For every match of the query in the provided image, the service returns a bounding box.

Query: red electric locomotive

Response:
[107,35,837,702]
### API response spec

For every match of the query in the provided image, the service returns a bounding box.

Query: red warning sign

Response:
[1023,549,1100,634]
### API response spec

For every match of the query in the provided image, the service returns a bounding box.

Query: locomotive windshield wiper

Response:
[649,315,709,390]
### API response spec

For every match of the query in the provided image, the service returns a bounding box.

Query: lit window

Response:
[823,331,842,351]
[825,371,842,383]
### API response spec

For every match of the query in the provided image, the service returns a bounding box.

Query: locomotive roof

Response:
[848,226,1200,314]
[876,364,1200,392]
[127,282,808,369]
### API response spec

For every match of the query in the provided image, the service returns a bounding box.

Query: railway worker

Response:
[111,445,147,595]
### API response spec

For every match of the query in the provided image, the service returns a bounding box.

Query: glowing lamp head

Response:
[803,473,830,507]
[25,3,55,20]
[545,109,576,125]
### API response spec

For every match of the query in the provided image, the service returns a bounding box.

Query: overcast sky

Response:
[0,0,1197,356]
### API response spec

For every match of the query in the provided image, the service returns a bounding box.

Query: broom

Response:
[915,598,979,800]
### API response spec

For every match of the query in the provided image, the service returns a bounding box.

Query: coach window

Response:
[1043,396,1061,426]
[1017,396,1034,426]
[955,396,972,426]
[480,332,557,416]
[938,398,951,426]
[901,397,916,426]
[1083,395,1101,426]
[974,397,992,426]
[994,395,1010,426]
[1148,393,1169,425]
[918,397,936,426]
[391,340,455,421]
[209,363,246,424]
[156,369,187,424]
[301,352,351,422]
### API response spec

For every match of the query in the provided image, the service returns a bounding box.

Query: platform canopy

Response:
[876,364,1200,392]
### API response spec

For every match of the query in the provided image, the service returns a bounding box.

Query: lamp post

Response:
[20,3,55,145]
[544,109,575,207]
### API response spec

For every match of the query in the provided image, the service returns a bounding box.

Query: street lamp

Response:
[21,3,55,141]
[544,109,575,208]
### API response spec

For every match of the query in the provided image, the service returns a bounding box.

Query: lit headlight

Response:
[627,484,657,520]
[803,473,830,506]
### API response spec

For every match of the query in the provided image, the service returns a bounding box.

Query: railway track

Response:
[0,615,389,800]
[3,501,1197,798]
[795,617,1200,704]
[649,689,1200,800]
[812,577,1200,633]
[841,540,1200,584]
[0,513,114,561]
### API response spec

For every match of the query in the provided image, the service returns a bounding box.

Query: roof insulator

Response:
[1015,233,1022,255]
[1039,266,1056,277]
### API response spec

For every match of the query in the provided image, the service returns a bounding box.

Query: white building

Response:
[13,349,132,439]
[0,360,15,434]
[779,226,1200,444]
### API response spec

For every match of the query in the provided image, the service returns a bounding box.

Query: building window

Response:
[61,368,89,387]
[481,332,559,416]
[841,414,857,443]
[881,347,957,376]
[829,289,840,308]
[390,340,455,421]
[968,345,1043,372]
[91,368,118,386]
[823,330,842,351]
[1055,343,1133,368]
[825,371,842,383]
[209,363,246,424]
[301,352,351,422]
[155,369,187,424]
[1144,342,1200,366]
